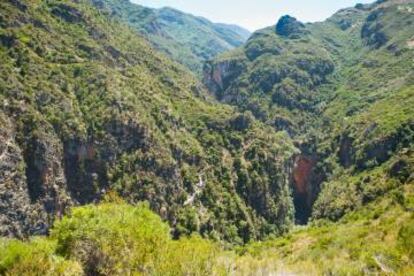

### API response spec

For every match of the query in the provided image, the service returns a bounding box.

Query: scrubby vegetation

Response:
[235,182,414,275]
[204,0,414,225]
[88,0,250,74]
[1,0,413,274]
[0,201,223,275]
[0,0,296,243]
[1,177,413,275]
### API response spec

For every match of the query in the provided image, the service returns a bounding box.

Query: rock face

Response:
[291,155,320,224]
[0,115,48,237]
[361,8,388,48]
[275,15,307,38]
[339,135,354,168]
[23,133,71,216]
[51,3,84,23]
[203,59,245,98]
[338,122,414,170]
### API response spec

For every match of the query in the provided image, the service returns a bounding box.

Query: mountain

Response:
[214,23,252,41]
[90,0,251,74]
[204,0,414,224]
[0,0,414,274]
[0,0,295,243]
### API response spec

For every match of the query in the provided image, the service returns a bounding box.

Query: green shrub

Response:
[0,202,224,275]
[48,202,222,275]
[161,235,221,276]
[0,238,82,275]
[51,203,170,275]
[398,218,414,259]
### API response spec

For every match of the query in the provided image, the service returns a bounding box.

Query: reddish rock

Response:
[292,155,317,224]
[293,156,315,196]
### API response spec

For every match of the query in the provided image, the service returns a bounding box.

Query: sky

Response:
[131,0,374,31]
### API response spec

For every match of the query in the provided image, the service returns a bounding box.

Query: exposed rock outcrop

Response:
[203,59,245,98]
[275,15,308,38]
[51,3,84,24]
[361,8,388,48]
[338,122,414,170]
[339,135,354,168]
[0,115,47,237]
[291,155,321,224]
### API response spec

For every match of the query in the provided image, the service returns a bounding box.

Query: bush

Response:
[161,235,222,275]
[0,202,223,275]
[0,238,82,275]
[51,202,170,275]
[398,219,414,259]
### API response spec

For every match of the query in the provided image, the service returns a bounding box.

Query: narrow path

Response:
[374,255,394,274]
[184,175,206,206]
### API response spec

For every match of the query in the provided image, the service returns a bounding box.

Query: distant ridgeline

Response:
[90,0,251,75]
[0,0,413,249]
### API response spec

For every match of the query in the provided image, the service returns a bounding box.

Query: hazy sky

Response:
[131,0,374,31]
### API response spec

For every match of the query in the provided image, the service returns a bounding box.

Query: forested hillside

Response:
[0,0,298,244]
[204,0,414,224]
[0,0,413,275]
[90,0,251,74]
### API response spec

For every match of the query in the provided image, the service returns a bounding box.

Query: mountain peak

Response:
[275,15,307,38]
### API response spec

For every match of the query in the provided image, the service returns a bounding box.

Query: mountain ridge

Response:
[90,0,251,74]
[203,0,414,223]
[0,0,413,274]
[0,0,295,243]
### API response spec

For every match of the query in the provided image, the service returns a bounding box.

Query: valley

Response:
[0,0,413,275]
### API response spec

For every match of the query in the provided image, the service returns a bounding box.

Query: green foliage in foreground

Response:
[0,238,82,275]
[0,202,222,276]
[1,183,413,275]
[234,182,414,275]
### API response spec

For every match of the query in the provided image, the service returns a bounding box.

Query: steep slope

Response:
[234,178,414,274]
[89,0,251,74]
[0,0,296,243]
[0,0,413,274]
[1,178,413,275]
[204,0,414,223]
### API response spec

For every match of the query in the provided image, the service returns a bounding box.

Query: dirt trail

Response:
[183,175,206,206]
